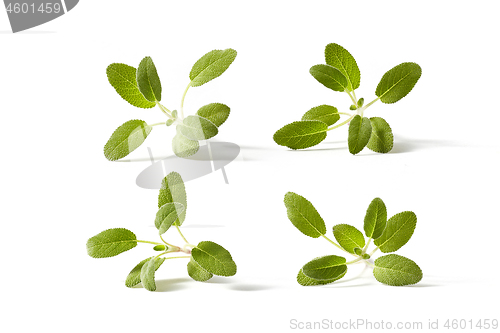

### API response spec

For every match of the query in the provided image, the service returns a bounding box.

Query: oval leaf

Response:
[324,43,361,91]
[375,62,422,104]
[191,241,237,277]
[104,119,152,161]
[172,129,200,158]
[178,115,218,140]
[297,268,345,286]
[196,103,230,127]
[140,258,158,291]
[189,48,237,87]
[284,192,326,238]
[348,115,372,155]
[363,197,387,239]
[154,202,185,235]
[373,254,422,286]
[106,63,156,108]
[367,117,394,153]
[301,105,340,126]
[125,257,166,288]
[136,56,162,102]
[158,172,187,226]
[302,255,347,281]
[187,258,213,282]
[332,224,366,254]
[310,64,348,92]
[374,211,417,253]
[273,120,328,149]
[86,228,137,258]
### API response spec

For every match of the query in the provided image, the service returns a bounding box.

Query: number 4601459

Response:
[6,3,62,14]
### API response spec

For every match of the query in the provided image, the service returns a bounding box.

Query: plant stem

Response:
[363,97,379,109]
[150,122,166,127]
[352,90,358,104]
[180,82,191,120]
[176,225,189,244]
[338,112,354,117]
[163,255,191,260]
[362,237,372,254]
[346,90,357,106]
[327,114,356,131]
[321,235,356,256]
[137,240,163,246]
[346,256,364,265]
[159,234,176,248]
[157,102,173,118]
[369,246,379,257]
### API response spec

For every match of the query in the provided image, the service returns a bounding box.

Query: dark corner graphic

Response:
[4,0,79,33]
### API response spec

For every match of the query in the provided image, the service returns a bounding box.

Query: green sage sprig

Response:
[284,193,422,286]
[273,43,421,154]
[86,172,237,291]
[104,49,236,161]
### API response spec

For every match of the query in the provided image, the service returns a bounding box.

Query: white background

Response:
[1,1,499,332]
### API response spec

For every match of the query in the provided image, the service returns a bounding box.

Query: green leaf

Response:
[283,192,326,238]
[374,211,417,253]
[296,268,345,286]
[154,202,185,234]
[86,228,137,258]
[363,197,387,239]
[125,257,166,288]
[172,129,200,158]
[158,171,187,226]
[191,241,237,277]
[136,56,162,102]
[367,117,394,153]
[196,103,230,127]
[354,247,363,256]
[153,245,166,251]
[189,48,237,87]
[302,255,347,281]
[104,119,152,161]
[375,62,422,104]
[140,258,159,291]
[373,254,422,286]
[349,104,357,111]
[166,119,174,126]
[301,105,340,126]
[357,98,364,107]
[106,63,156,108]
[362,253,371,260]
[324,43,360,92]
[177,115,218,140]
[348,115,372,155]
[309,64,348,92]
[187,258,213,282]
[273,120,328,149]
[332,224,366,254]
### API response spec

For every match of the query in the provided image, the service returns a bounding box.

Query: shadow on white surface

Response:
[154,277,192,292]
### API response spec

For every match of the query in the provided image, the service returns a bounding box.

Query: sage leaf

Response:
[158,171,187,226]
[189,48,237,87]
[86,228,137,258]
[324,43,361,91]
[187,258,213,282]
[363,197,387,239]
[373,254,422,286]
[106,63,156,108]
[302,255,347,281]
[357,98,364,107]
[348,115,372,155]
[273,120,328,149]
[140,258,158,291]
[301,105,340,126]
[153,245,166,251]
[375,62,422,104]
[367,117,394,153]
[374,211,417,253]
[332,224,366,254]
[309,64,348,92]
[354,248,363,256]
[104,119,152,161]
[196,103,230,127]
[191,241,237,277]
[284,192,326,238]
[154,202,185,234]
[178,115,218,141]
[125,257,166,288]
[297,268,345,286]
[136,56,162,102]
[172,128,200,158]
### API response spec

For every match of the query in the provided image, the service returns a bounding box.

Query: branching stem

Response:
[180,82,191,120]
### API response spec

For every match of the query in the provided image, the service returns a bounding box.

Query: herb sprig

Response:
[104,49,236,161]
[284,193,422,286]
[86,172,237,291]
[273,43,421,154]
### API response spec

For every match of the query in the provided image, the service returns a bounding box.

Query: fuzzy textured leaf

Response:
[187,258,213,282]
[310,64,348,92]
[367,117,394,153]
[191,241,236,277]
[189,49,237,87]
[324,43,361,91]
[154,202,185,234]
[333,224,365,254]
[375,62,421,104]
[301,105,340,126]
[273,121,328,149]
[348,115,372,155]
[104,119,152,161]
[196,103,230,127]
[158,172,187,225]
[364,197,387,239]
[86,228,137,258]
[284,192,326,238]
[374,211,417,253]
[297,268,345,286]
[140,258,158,291]
[106,63,156,108]
[172,129,200,158]
[302,255,347,281]
[373,254,422,286]
[178,115,218,140]
[136,56,162,102]
[125,257,166,288]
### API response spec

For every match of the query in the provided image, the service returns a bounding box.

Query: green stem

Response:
[157,102,173,118]
[150,122,166,127]
[176,225,189,244]
[363,97,379,109]
[338,112,354,117]
[136,240,163,246]
[163,255,191,260]
[369,246,379,257]
[362,237,372,254]
[346,90,357,106]
[346,256,364,265]
[180,82,191,120]
[352,90,358,104]
[159,234,176,248]
[327,114,356,131]
[321,235,356,257]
